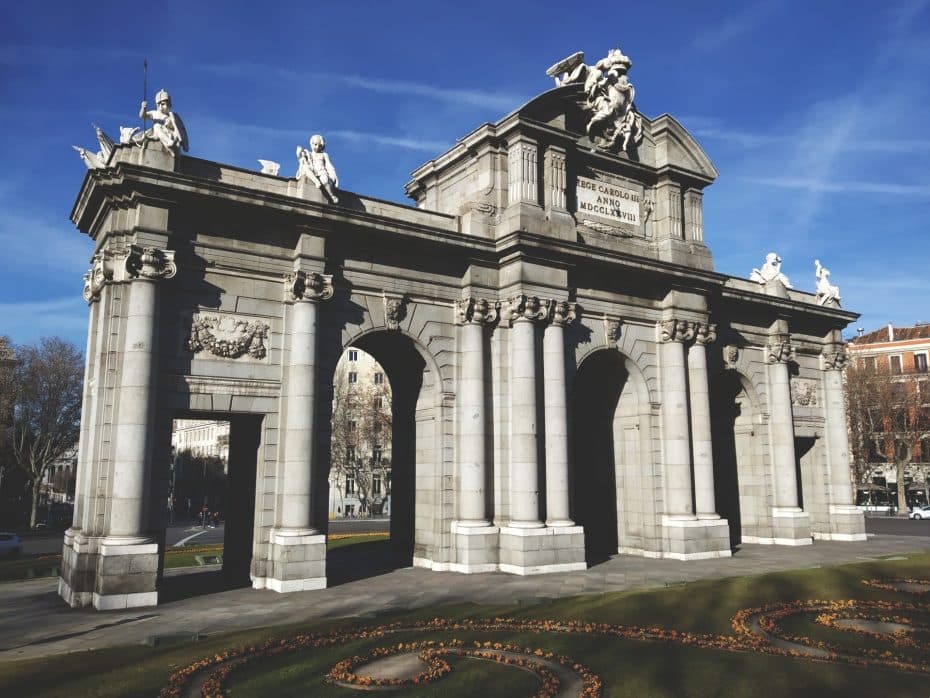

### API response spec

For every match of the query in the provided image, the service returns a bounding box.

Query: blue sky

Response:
[2,0,929,348]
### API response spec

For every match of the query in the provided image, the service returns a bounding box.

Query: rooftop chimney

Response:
[888,323,894,341]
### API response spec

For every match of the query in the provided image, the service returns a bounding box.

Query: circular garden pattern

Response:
[160,578,930,697]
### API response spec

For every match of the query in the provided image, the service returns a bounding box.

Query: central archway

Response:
[320,329,442,582]
[571,349,655,564]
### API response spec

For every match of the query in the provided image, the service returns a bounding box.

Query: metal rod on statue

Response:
[141,59,148,149]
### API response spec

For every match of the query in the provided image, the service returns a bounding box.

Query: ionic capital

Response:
[285,271,334,303]
[822,346,848,371]
[504,295,547,325]
[694,322,717,346]
[766,334,795,364]
[547,299,577,327]
[455,296,499,326]
[659,319,696,343]
[82,251,116,303]
[126,245,176,281]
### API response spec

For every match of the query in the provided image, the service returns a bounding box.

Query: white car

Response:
[909,506,930,520]
[0,532,22,557]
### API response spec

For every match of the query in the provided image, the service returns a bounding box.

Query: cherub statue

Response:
[137,89,188,155]
[296,134,339,203]
[814,259,841,306]
[750,252,792,287]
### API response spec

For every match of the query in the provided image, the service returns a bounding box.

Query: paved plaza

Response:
[1,533,928,662]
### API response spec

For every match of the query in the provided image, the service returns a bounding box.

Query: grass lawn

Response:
[0,552,927,697]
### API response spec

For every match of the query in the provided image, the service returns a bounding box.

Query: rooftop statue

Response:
[119,89,189,155]
[71,124,118,169]
[750,252,792,287]
[296,134,339,204]
[258,159,281,176]
[546,47,643,155]
[814,259,841,306]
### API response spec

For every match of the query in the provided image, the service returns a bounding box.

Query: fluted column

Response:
[689,323,717,518]
[659,319,695,516]
[767,334,800,509]
[109,246,176,539]
[507,295,547,527]
[544,299,576,526]
[280,271,333,532]
[455,297,497,525]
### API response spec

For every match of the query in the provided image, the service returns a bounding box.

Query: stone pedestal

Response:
[498,525,586,575]
[770,507,813,545]
[58,529,98,608]
[661,516,732,560]
[254,529,327,592]
[817,504,866,541]
[452,522,500,573]
[91,538,160,609]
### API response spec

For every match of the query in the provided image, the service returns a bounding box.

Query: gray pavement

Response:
[1,533,928,662]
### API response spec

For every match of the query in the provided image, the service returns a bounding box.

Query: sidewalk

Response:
[1,533,928,662]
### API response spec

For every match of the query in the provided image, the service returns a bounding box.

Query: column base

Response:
[812,504,867,542]
[744,507,812,546]
[451,521,499,573]
[498,525,586,575]
[252,528,326,593]
[94,537,159,609]
[59,528,98,608]
[661,515,732,560]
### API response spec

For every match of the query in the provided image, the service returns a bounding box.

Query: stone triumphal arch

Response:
[61,49,865,609]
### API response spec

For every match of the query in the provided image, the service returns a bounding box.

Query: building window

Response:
[373,446,382,464]
[346,475,356,495]
[890,355,902,374]
[347,446,355,462]
[864,356,877,370]
[348,420,357,434]
[373,474,382,496]
[374,372,384,385]
[915,353,928,373]
[373,420,382,433]
[373,397,383,409]
[348,371,358,384]
[348,349,358,362]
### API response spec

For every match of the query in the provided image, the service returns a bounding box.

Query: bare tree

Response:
[9,338,83,528]
[0,336,16,499]
[845,361,930,516]
[329,356,393,516]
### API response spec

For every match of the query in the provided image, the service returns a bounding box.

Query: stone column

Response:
[508,139,538,206]
[821,345,866,540]
[261,270,333,593]
[508,295,546,527]
[280,271,332,531]
[659,319,695,517]
[766,332,812,544]
[543,300,575,527]
[766,334,799,509]
[452,297,500,573]
[455,297,497,525]
[91,245,175,609]
[108,246,176,540]
[689,323,717,518]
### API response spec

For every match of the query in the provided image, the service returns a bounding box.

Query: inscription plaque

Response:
[576,176,643,226]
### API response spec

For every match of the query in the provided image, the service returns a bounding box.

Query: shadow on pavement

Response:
[157,540,407,602]
[326,540,408,587]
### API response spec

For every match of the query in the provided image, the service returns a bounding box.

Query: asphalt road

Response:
[18,517,392,555]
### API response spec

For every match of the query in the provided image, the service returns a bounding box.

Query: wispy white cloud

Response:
[693,1,777,51]
[689,120,930,153]
[329,130,449,153]
[0,297,88,347]
[748,176,930,197]
[0,202,91,274]
[198,61,522,112]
